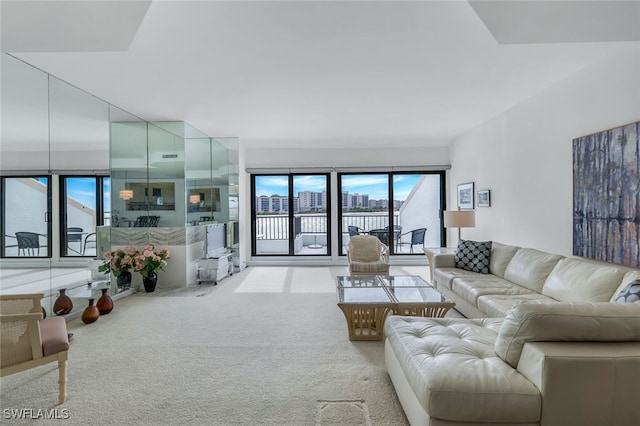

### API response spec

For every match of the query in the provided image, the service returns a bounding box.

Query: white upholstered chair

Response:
[347,235,390,276]
[1,293,69,404]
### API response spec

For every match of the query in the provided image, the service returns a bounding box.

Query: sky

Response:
[254,174,421,200]
[64,177,111,210]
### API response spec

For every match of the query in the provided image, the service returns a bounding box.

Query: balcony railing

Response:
[255,213,399,240]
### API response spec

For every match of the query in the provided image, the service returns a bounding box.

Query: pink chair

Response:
[1,294,69,404]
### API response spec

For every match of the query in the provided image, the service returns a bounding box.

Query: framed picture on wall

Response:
[457,182,474,209]
[477,189,491,207]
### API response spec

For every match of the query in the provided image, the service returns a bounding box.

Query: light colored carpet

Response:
[0,266,444,425]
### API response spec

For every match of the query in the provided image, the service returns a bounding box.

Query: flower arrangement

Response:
[134,244,171,278]
[98,246,138,277]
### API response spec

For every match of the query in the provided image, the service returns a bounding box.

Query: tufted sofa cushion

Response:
[494,302,640,367]
[384,316,541,423]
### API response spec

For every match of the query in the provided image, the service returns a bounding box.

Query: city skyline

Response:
[255,174,420,201]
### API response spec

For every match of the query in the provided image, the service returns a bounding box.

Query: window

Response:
[60,176,109,257]
[252,174,330,256]
[1,176,52,257]
[338,171,445,255]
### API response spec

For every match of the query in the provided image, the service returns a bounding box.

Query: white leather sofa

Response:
[431,242,639,318]
[384,242,640,425]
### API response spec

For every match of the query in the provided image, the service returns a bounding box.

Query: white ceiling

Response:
[2,0,639,149]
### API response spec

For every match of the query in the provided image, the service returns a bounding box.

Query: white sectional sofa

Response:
[431,242,640,318]
[384,242,640,425]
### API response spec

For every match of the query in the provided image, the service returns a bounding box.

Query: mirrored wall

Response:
[1,53,240,315]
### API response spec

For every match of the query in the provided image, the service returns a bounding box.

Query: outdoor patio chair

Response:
[15,232,44,256]
[347,226,362,236]
[0,294,70,404]
[347,235,390,276]
[66,227,84,254]
[397,227,427,253]
[385,225,402,250]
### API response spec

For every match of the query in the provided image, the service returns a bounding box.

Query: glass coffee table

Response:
[336,275,455,341]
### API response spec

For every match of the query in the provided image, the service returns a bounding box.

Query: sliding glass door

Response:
[339,171,445,255]
[252,174,330,256]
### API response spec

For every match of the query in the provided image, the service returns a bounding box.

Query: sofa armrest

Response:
[431,253,455,269]
[517,341,640,426]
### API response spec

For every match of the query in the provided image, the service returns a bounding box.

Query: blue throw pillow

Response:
[455,240,492,274]
[615,280,640,303]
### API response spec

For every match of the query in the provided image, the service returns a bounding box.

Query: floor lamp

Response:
[443,208,475,242]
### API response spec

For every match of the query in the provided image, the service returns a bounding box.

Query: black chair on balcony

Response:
[397,228,427,253]
[385,225,402,250]
[15,232,44,256]
[83,233,96,256]
[66,227,84,255]
[368,229,389,245]
[348,226,362,236]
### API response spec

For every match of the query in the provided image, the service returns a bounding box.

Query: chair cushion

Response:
[348,236,381,262]
[39,317,69,356]
[454,240,492,274]
[349,261,389,274]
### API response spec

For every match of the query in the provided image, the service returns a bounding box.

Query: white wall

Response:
[245,146,449,169]
[448,47,640,256]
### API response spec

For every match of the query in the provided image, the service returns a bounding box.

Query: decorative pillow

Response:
[455,240,492,274]
[614,279,640,303]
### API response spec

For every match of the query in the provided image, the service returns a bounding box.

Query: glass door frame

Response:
[0,175,53,258]
[251,173,331,257]
[58,175,109,258]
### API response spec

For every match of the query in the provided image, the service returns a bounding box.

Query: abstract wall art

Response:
[573,120,640,268]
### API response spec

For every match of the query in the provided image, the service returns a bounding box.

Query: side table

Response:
[423,247,457,283]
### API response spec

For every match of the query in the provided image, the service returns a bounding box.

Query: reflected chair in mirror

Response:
[134,216,149,227]
[397,227,427,253]
[15,232,44,256]
[347,235,390,276]
[348,225,362,237]
[149,216,160,227]
[66,227,84,255]
[0,293,70,404]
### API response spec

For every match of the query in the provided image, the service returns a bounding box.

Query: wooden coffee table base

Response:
[338,302,454,341]
[336,275,455,341]
[338,305,394,341]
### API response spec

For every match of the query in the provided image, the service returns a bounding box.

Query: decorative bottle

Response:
[53,289,73,316]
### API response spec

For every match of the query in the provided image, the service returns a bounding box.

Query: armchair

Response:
[347,235,390,276]
[1,294,69,404]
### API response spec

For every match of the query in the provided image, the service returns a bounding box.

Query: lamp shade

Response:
[119,189,133,200]
[189,194,201,204]
[443,210,475,228]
